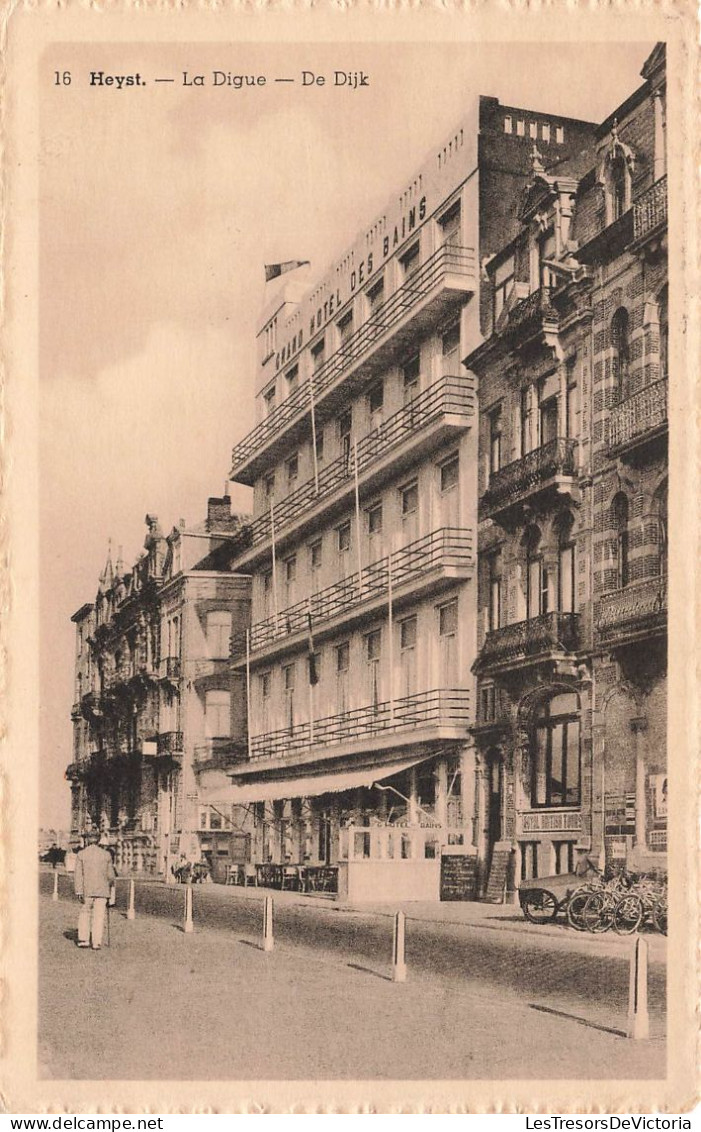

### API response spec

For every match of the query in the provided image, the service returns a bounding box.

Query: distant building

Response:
[466,43,667,896]
[224,95,597,900]
[67,498,251,876]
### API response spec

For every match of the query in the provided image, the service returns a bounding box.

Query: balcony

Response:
[608,380,667,458]
[230,243,476,484]
[81,691,103,721]
[479,438,579,522]
[194,737,243,769]
[596,575,667,648]
[503,286,558,341]
[156,731,184,756]
[475,612,581,675]
[632,176,667,244]
[158,656,181,683]
[234,528,474,663]
[240,688,471,770]
[234,376,474,564]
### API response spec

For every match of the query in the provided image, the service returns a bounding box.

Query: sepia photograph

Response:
[2,8,697,1115]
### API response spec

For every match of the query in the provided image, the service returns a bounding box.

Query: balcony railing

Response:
[230,243,476,477]
[476,612,580,672]
[505,286,557,335]
[479,438,579,520]
[633,176,667,242]
[596,575,667,644]
[156,731,184,755]
[237,376,474,554]
[608,380,667,453]
[246,687,471,764]
[194,737,240,767]
[235,528,473,657]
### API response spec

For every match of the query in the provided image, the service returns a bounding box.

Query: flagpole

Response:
[309,378,320,495]
[245,629,253,761]
[388,548,395,724]
[353,440,363,597]
[270,500,279,632]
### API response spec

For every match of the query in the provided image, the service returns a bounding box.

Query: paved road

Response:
[39,882,665,1082]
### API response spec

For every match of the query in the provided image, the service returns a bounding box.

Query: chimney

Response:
[207,496,232,530]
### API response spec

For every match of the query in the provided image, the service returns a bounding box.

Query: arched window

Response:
[555,512,576,613]
[531,691,581,808]
[658,286,668,381]
[654,481,668,578]
[610,155,627,220]
[612,492,630,588]
[611,308,630,399]
[524,525,547,619]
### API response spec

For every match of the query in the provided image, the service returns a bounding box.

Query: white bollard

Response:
[392,911,407,983]
[52,870,59,902]
[627,935,650,1040]
[263,895,274,952]
[126,878,136,921]
[184,883,194,934]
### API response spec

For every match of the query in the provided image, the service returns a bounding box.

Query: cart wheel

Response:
[521,889,558,924]
[566,889,593,931]
[653,900,667,935]
[613,893,643,935]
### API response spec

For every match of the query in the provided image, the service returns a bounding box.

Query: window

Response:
[338,409,352,466]
[259,672,271,700]
[488,406,503,474]
[367,380,384,415]
[525,526,547,618]
[611,308,630,398]
[541,123,551,143]
[531,692,581,807]
[480,684,497,724]
[284,555,297,585]
[315,429,324,463]
[400,241,420,278]
[286,453,298,486]
[402,354,420,400]
[367,276,384,314]
[263,473,275,500]
[556,125,565,145]
[538,229,557,290]
[262,571,272,597]
[311,339,325,372]
[336,642,350,673]
[263,385,276,416]
[310,540,323,569]
[439,201,461,248]
[366,502,383,536]
[658,287,668,381]
[337,310,353,346]
[565,360,577,438]
[400,616,417,650]
[520,386,531,457]
[206,610,232,659]
[612,493,630,588]
[365,629,382,662]
[283,664,296,692]
[488,553,502,632]
[610,156,627,221]
[205,690,231,738]
[554,841,576,874]
[337,521,351,553]
[529,121,538,139]
[539,394,559,445]
[655,481,668,578]
[556,514,576,613]
[504,116,512,134]
[520,842,539,881]
[439,599,458,637]
[516,120,525,137]
[285,365,299,395]
[440,454,459,492]
[441,322,461,369]
[493,257,515,326]
[401,481,419,516]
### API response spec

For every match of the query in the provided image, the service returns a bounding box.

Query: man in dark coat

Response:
[74,830,117,950]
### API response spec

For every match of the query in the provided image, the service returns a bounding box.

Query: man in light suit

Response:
[74,830,117,950]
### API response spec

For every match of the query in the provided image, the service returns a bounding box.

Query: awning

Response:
[201,755,430,806]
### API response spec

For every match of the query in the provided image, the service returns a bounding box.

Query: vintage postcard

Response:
[1,0,698,1116]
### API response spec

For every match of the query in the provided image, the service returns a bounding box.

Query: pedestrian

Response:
[574,846,600,879]
[64,845,78,875]
[74,830,117,951]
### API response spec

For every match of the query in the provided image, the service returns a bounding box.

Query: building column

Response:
[631,717,648,849]
[460,741,478,851]
[653,90,665,181]
[434,757,448,831]
[407,766,418,825]
[557,359,568,437]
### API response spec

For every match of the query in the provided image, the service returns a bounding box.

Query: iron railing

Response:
[156,731,184,755]
[608,380,667,452]
[159,657,181,680]
[633,176,667,241]
[505,286,556,334]
[230,243,476,474]
[234,527,474,657]
[193,737,239,766]
[479,437,579,519]
[237,376,474,553]
[247,687,471,763]
[596,575,667,641]
[477,612,580,671]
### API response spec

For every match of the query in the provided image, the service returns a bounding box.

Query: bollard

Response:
[126,878,136,921]
[184,883,194,934]
[627,934,650,1040]
[392,911,407,983]
[263,895,274,952]
[52,870,59,902]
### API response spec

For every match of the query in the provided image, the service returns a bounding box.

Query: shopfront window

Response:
[531,692,581,808]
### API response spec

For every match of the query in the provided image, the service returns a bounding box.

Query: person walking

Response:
[74,830,117,951]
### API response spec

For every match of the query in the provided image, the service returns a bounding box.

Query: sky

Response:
[39,39,656,828]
